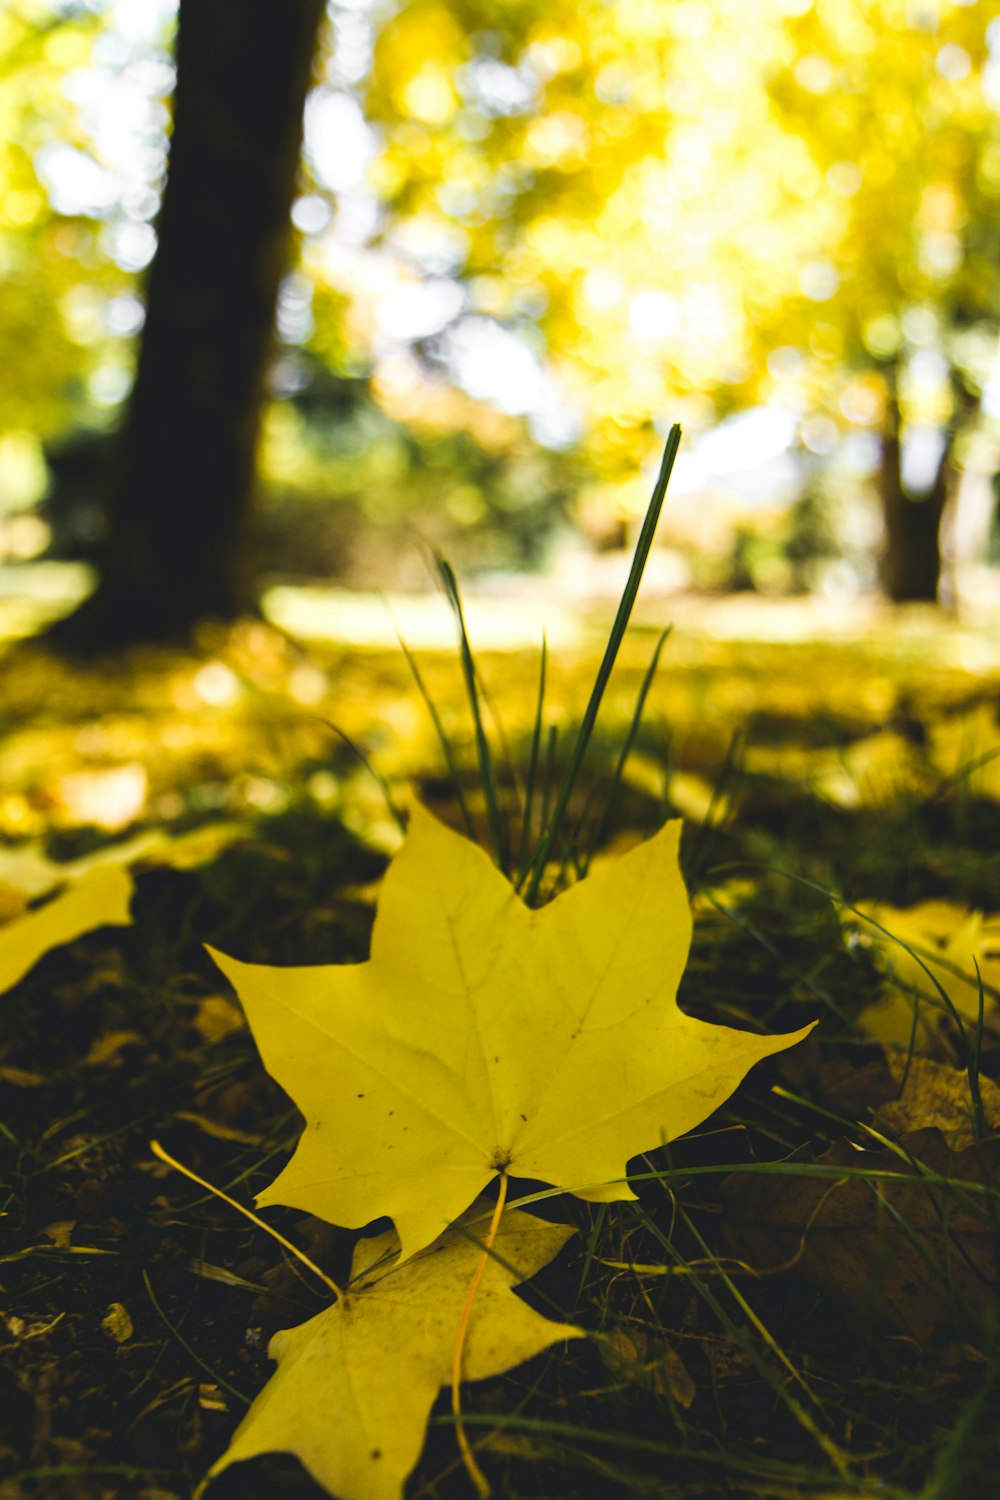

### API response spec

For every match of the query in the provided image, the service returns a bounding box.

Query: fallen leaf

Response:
[668,768,731,826]
[811,1048,899,1121]
[83,1029,144,1067]
[204,1202,583,1500]
[101,1302,134,1343]
[0,819,247,908]
[601,1324,696,1409]
[41,1221,75,1249]
[845,899,1000,1047]
[3,1310,66,1340]
[192,994,245,1044]
[134,819,249,870]
[721,1128,999,1345]
[808,730,926,810]
[876,1054,1000,1149]
[210,805,813,1261]
[0,883,29,924]
[0,842,73,899]
[0,865,133,995]
[0,1064,45,1086]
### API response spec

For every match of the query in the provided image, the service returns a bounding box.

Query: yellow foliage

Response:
[743,730,927,809]
[347,0,1000,472]
[929,703,1000,803]
[0,864,132,995]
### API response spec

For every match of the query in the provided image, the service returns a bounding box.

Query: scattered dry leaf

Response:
[192,994,245,1044]
[876,1054,1000,1149]
[602,1324,696,1408]
[101,1302,134,1344]
[41,1221,75,1249]
[174,1111,264,1146]
[0,1064,45,1087]
[0,865,133,995]
[83,1029,144,1067]
[844,899,1000,1048]
[722,1128,999,1345]
[929,702,1000,803]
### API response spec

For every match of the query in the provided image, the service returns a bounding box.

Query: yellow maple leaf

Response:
[0,864,133,995]
[211,805,813,1261]
[204,1202,581,1500]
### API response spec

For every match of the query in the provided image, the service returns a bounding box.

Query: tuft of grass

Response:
[385,419,1000,1498]
[401,425,683,902]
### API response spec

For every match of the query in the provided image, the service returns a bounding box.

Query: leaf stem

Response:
[149,1140,343,1300]
[451,1173,509,1499]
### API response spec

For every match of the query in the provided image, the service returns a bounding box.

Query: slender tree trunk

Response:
[877,365,962,603]
[51,0,326,650]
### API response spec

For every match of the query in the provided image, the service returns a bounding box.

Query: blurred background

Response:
[2,0,1000,653]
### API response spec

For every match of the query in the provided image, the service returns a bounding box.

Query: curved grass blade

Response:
[517,635,548,878]
[314,718,407,833]
[577,625,673,873]
[436,554,509,873]
[394,625,476,844]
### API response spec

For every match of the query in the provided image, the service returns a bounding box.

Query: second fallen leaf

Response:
[204,1202,583,1500]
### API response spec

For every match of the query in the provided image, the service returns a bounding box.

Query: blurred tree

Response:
[51,0,327,648]
[361,0,831,474]
[356,0,1000,598]
[8,0,998,612]
[766,0,1000,601]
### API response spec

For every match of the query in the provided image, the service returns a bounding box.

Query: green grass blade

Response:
[315,719,407,833]
[522,425,682,904]
[142,1269,251,1406]
[776,869,996,1128]
[517,635,548,879]
[969,957,988,1143]
[578,625,672,872]
[436,554,509,873]
[523,429,681,897]
[433,1412,873,1490]
[633,1188,851,1478]
[681,729,744,887]
[919,1346,1000,1500]
[535,724,560,865]
[394,626,476,843]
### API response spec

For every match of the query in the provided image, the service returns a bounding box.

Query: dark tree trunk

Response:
[50,0,326,650]
[877,366,951,603]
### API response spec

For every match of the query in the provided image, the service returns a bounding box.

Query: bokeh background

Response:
[3,0,1000,644]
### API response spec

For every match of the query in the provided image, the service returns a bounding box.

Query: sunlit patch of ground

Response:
[1,565,999,856]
